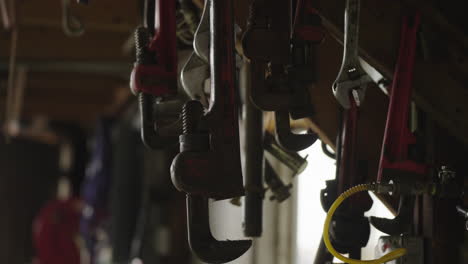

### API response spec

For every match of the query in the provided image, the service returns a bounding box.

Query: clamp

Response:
[130,0,179,149]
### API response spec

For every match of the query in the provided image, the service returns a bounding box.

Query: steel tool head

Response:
[193,0,210,62]
[187,195,252,263]
[138,93,179,149]
[369,196,414,235]
[181,53,210,107]
[332,67,372,109]
[275,111,318,152]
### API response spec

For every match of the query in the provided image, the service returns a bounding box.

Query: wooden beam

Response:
[0,27,133,60]
[0,73,131,125]
[316,0,468,146]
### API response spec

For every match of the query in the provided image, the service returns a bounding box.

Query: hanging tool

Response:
[180,0,210,107]
[320,0,373,261]
[263,133,308,202]
[322,183,407,264]
[0,0,12,29]
[370,12,428,236]
[176,0,199,45]
[332,0,372,109]
[241,61,264,237]
[130,0,179,149]
[171,0,251,262]
[242,0,321,152]
[321,103,373,260]
[263,133,308,176]
[264,160,291,202]
[193,0,210,63]
[61,0,85,37]
[456,205,468,231]
[180,53,209,107]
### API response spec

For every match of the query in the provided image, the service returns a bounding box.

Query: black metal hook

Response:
[275,111,318,152]
[138,93,179,149]
[369,195,414,235]
[187,195,252,263]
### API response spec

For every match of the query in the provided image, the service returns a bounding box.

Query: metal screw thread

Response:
[181,100,204,134]
[135,27,151,64]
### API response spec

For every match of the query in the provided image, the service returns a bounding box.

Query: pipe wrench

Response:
[130,0,179,149]
[332,0,372,109]
[242,0,321,152]
[370,13,427,236]
[171,0,252,262]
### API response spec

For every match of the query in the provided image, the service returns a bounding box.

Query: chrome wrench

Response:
[332,0,372,109]
[180,0,210,107]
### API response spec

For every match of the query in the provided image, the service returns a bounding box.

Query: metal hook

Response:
[187,195,252,263]
[275,111,318,152]
[369,195,414,235]
[138,93,179,149]
[62,0,85,37]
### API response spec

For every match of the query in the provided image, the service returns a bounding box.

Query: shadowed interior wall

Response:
[0,137,59,264]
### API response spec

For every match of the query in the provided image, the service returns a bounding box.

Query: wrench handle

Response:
[343,0,360,63]
[150,0,177,74]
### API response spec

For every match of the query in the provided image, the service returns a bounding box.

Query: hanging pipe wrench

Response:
[370,13,428,236]
[181,0,210,107]
[320,0,373,260]
[171,0,252,262]
[242,0,320,152]
[130,0,179,149]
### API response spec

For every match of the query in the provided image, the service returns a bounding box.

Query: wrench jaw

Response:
[181,53,210,107]
[332,66,372,109]
[275,111,318,152]
[171,149,245,199]
[187,196,252,264]
[264,159,292,202]
[193,0,210,63]
[171,0,252,261]
[131,25,180,149]
[138,93,179,149]
[369,195,414,236]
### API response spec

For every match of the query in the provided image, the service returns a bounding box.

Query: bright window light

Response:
[296,142,336,264]
[295,142,394,264]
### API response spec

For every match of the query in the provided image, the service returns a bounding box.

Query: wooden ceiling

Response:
[0,0,140,125]
[0,0,467,146]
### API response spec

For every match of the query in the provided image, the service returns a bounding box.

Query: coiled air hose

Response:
[322,184,407,264]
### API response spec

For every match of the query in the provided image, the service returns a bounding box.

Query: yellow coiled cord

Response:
[322,184,407,264]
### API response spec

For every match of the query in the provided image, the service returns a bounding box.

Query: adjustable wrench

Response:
[130,0,179,149]
[332,0,372,109]
[370,13,427,236]
[322,1,375,257]
[171,0,251,262]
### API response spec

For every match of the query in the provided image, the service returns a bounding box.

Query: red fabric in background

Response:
[33,198,81,264]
